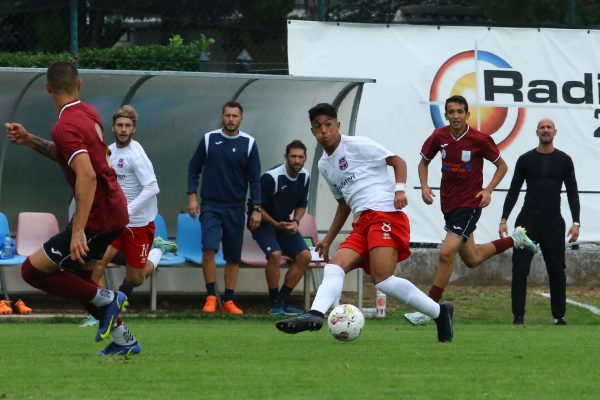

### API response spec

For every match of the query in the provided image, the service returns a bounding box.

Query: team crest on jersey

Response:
[461,150,471,162]
[118,158,124,168]
[338,157,348,171]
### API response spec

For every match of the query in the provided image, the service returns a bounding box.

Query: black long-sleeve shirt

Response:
[502,148,580,223]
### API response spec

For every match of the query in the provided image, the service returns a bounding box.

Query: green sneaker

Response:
[512,226,537,253]
[79,314,99,328]
[153,236,178,254]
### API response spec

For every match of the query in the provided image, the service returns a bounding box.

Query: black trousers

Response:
[512,211,567,319]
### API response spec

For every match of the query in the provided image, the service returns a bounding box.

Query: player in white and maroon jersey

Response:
[403,95,536,326]
[276,103,454,343]
[92,105,177,304]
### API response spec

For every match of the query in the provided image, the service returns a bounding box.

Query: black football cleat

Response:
[434,303,454,343]
[276,312,323,334]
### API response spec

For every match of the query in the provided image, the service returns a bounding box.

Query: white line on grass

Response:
[535,291,600,315]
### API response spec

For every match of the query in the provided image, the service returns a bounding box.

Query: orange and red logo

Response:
[429,50,526,150]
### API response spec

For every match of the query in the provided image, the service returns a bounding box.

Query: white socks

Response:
[90,288,114,307]
[375,275,440,319]
[147,248,163,270]
[111,323,137,346]
[310,264,346,314]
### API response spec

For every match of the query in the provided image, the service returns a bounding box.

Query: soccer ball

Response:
[327,304,365,342]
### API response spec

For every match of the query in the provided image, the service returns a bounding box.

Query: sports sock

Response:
[492,237,514,254]
[268,288,279,303]
[376,276,440,319]
[21,257,98,302]
[278,285,293,303]
[310,264,345,314]
[90,288,115,307]
[111,323,137,346]
[147,248,162,270]
[205,282,217,296]
[118,278,136,298]
[428,285,444,302]
[223,288,234,302]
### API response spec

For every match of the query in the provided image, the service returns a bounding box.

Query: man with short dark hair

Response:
[188,100,262,314]
[251,140,311,315]
[4,61,137,355]
[276,103,455,343]
[404,95,537,326]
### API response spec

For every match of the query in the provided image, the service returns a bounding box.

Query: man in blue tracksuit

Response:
[187,101,262,314]
[250,140,312,315]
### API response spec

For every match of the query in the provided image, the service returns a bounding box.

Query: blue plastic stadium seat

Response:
[153,214,186,266]
[176,213,226,266]
[0,212,31,301]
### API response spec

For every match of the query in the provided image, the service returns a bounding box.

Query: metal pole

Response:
[566,0,576,25]
[317,0,326,21]
[70,0,78,65]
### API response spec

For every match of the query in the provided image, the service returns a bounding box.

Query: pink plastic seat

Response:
[16,212,60,257]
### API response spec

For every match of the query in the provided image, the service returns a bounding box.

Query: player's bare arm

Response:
[316,198,351,261]
[386,155,408,209]
[478,157,508,208]
[260,209,286,231]
[70,153,97,264]
[418,157,435,205]
[5,122,57,161]
[284,207,307,234]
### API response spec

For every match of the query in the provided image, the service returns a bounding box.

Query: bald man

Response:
[500,118,580,326]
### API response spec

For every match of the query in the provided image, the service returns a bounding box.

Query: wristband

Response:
[573,222,580,227]
[394,183,406,192]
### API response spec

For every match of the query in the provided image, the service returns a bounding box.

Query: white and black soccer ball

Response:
[327,304,365,342]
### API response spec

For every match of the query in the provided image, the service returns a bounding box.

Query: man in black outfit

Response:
[499,118,580,326]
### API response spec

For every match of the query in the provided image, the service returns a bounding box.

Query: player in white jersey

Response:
[92,105,177,305]
[276,103,454,342]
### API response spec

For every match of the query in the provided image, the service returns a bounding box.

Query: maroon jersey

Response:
[420,125,500,214]
[52,100,128,234]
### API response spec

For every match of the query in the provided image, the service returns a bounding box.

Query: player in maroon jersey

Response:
[4,61,139,355]
[404,95,537,326]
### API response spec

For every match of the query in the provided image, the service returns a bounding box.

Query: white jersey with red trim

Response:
[109,140,158,227]
[318,135,398,215]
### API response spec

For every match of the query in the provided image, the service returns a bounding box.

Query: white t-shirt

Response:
[318,135,398,216]
[109,140,158,227]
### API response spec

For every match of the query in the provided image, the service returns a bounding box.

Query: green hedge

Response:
[0,44,205,71]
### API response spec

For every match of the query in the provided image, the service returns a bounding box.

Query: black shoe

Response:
[434,303,454,343]
[275,312,323,334]
[513,316,524,325]
[553,318,567,326]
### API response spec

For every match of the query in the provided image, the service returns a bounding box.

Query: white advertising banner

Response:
[288,20,600,243]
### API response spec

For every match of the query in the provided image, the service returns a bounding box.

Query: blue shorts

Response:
[200,204,245,263]
[443,207,482,240]
[251,223,309,260]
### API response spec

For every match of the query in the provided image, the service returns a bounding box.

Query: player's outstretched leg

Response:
[434,303,454,343]
[276,311,323,334]
[96,291,128,342]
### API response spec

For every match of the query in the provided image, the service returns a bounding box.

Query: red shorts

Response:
[110,222,155,269]
[339,210,410,275]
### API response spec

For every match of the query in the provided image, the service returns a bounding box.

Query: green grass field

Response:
[1,288,599,400]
